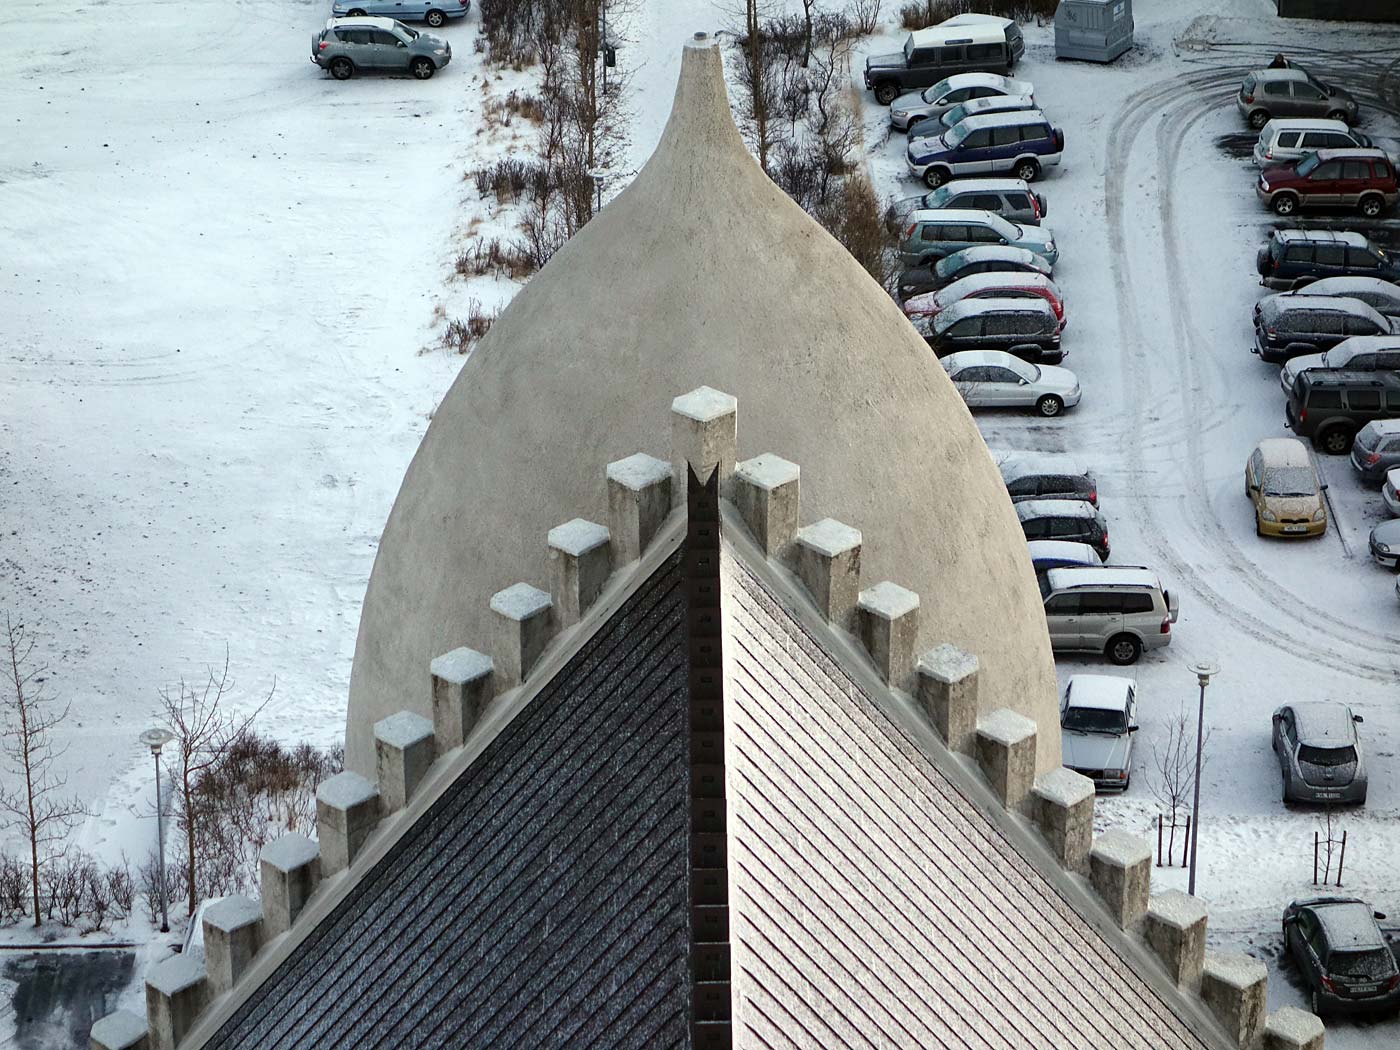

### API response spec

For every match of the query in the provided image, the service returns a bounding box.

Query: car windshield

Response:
[942,104,968,126]
[1262,466,1316,497]
[1297,154,1321,176]
[1298,744,1357,766]
[921,77,953,102]
[946,122,971,146]
[1328,949,1395,982]
[1062,706,1126,734]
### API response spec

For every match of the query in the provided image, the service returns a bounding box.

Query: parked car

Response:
[1245,438,1327,538]
[330,0,469,26]
[1059,675,1139,791]
[1017,502,1110,560]
[1237,68,1359,129]
[1287,370,1400,453]
[887,72,1034,130]
[1257,229,1400,290]
[1027,540,1102,575]
[907,111,1064,188]
[1351,419,1400,481]
[1254,118,1373,167]
[311,17,451,80]
[866,25,1016,105]
[1369,517,1400,569]
[1251,295,1394,364]
[907,92,1037,140]
[940,350,1080,416]
[1274,702,1367,804]
[905,272,1065,329]
[1282,897,1399,1016]
[997,452,1097,506]
[1383,467,1400,516]
[891,178,1046,226]
[898,209,1057,267]
[1282,336,1400,396]
[939,12,1026,65]
[925,298,1063,363]
[1257,149,1398,217]
[1272,278,1400,321]
[1038,565,1180,665]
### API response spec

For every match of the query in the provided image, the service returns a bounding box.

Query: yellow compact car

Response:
[1245,438,1328,538]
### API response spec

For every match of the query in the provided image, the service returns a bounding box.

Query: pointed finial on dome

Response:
[652,30,746,166]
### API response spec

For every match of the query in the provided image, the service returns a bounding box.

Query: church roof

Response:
[343,32,1060,779]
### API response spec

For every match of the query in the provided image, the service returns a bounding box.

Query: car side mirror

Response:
[1375,911,1388,920]
[1320,482,1329,491]
[1353,714,1364,723]
[1128,725,1140,734]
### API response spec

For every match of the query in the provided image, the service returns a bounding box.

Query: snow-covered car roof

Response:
[1248,68,1312,84]
[1254,437,1313,467]
[907,207,1015,227]
[948,94,1037,118]
[1258,294,1379,323]
[958,109,1050,131]
[1271,229,1368,247]
[939,349,1035,374]
[1293,277,1400,299]
[1289,701,1356,747]
[909,23,1007,49]
[326,15,403,29]
[1308,899,1387,950]
[938,271,1056,301]
[1042,564,1160,588]
[936,296,1056,326]
[1026,539,1100,564]
[1016,501,1103,523]
[927,178,1035,201]
[938,244,1048,271]
[941,13,1014,29]
[1259,117,1350,133]
[997,451,1090,481]
[1064,675,1134,711]
[1358,416,1400,438]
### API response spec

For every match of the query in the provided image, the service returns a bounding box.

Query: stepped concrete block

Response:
[144,954,208,1050]
[857,581,920,690]
[1030,767,1096,874]
[1263,1007,1325,1050]
[606,453,673,564]
[202,894,263,998]
[548,518,613,627]
[975,708,1038,809]
[671,386,737,486]
[1144,890,1209,986]
[916,644,979,754]
[259,833,321,939]
[490,582,554,688]
[374,711,436,813]
[793,519,862,629]
[316,770,381,876]
[733,453,800,556]
[90,1011,149,1050]
[1090,829,1152,929]
[1201,951,1268,1046]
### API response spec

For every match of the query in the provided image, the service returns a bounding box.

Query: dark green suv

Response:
[1258,229,1400,291]
[1286,370,1400,454]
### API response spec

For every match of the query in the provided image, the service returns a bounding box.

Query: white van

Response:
[1253,118,1372,167]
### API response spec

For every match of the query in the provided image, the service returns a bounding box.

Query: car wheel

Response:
[411,57,436,80]
[1248,109,1270,129]
[330,57,353,80]
[1014,158,1041,182]
[426,9,446,25]
[1326,109,1348,123]
[1310,989,1321,1015]
[1036,394,1063,417]
[923,167,948,189]
[1360,194,1384,218]
[1105,633,1142,666]
[875,83,899,106]
[347,7,366,14]
[1272,193,1298,216]
[1256,516,1264,537]
[1319,426,1354,455]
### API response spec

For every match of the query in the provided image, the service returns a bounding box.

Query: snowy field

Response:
[4,0,1400,1044]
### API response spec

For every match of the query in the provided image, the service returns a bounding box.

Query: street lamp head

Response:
[139,727,174,755]
[1190,661,1219,687]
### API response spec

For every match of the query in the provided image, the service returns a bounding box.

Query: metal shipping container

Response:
[1055,0,1134,63]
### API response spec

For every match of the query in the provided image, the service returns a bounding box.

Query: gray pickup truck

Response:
[864,22,1020,105]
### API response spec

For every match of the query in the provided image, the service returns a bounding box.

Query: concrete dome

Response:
[345,35,1060,774]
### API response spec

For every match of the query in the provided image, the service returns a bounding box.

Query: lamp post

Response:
[1186,661,1218,897]
[588,169,605,215]
[140,728,175,933]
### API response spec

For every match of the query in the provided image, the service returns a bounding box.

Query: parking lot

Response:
[863,10,1400,1041]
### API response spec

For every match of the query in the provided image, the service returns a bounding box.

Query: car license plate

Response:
[1316,791,1340,799]
[1352,983,1379,994]
[1283,525,1307,533]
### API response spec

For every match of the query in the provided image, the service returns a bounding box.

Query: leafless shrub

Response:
[898,0,1052,29]
[139,850,187,927]
[0,854,26,924]
[1148,703,1212,865]
[442,301,500,355]
[817,172,897,287]
[106,856,135,921]
[847,0,882,35]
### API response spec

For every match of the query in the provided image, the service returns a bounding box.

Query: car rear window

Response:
[1242,75,1256,94]
[1376,160,1393,180]
[1355,428,1381,451]
[1298,744,1357,766]
[1020,124,1049,142]
[1327,949,1395,981]
[1347,248,1380,269]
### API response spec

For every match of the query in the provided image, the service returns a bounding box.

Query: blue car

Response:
[331,0,469,27]
[908,110,1064,189]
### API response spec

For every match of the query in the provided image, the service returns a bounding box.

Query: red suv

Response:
[1257,149,1398,217]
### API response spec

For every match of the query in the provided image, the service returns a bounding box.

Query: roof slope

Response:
[343,33,1060,777]
[204,551,692,1050]
[721,550,1213,1050]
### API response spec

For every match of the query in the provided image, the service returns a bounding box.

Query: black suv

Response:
[1282,897,1400,1017]
[1258,229,1400,290]
[1252,295,1396,363]
[1286,370,1400,453]
[925,298,1062,363]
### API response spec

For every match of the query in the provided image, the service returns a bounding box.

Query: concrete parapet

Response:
[1201,951,1269,1046]
[1030,768,1095,875]
[489,582,554,688]
[856,582,920,690]
[316,770,382,877]
[144,954,208,1050]
[429,647,494,754]
[90,1011,149,1050]
[374,711,436,814]
[671,386,738,487]
[733,454,799,557]
[259,833,321,940]
[1089,829,1152,929]
[548,518,612,627]
[793,519,862,629]
[916,644,979,755]
[975,708,1038,810]
[1144,890,1209,986]
[606,453,673,564]
[202,894,263,999]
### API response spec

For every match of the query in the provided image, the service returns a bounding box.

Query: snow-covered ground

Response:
[4,0,1400,1044]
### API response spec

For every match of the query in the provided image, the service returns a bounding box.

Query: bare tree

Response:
[0,615,88,927]
[847,0,882,36]
[158,650,269,916]
[1147,703,1211,865]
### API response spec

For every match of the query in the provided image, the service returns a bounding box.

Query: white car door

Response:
[984,364,1031,406]
[952,364,994,406]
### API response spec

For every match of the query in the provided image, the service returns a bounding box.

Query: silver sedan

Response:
[941,350,1081,417]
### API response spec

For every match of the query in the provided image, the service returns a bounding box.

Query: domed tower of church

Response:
[342,31,1061,779]
[91,35,1310,1050]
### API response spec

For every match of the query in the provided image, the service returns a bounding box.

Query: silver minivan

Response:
[1039,566,1178,665]
[1254,118,1372,167]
